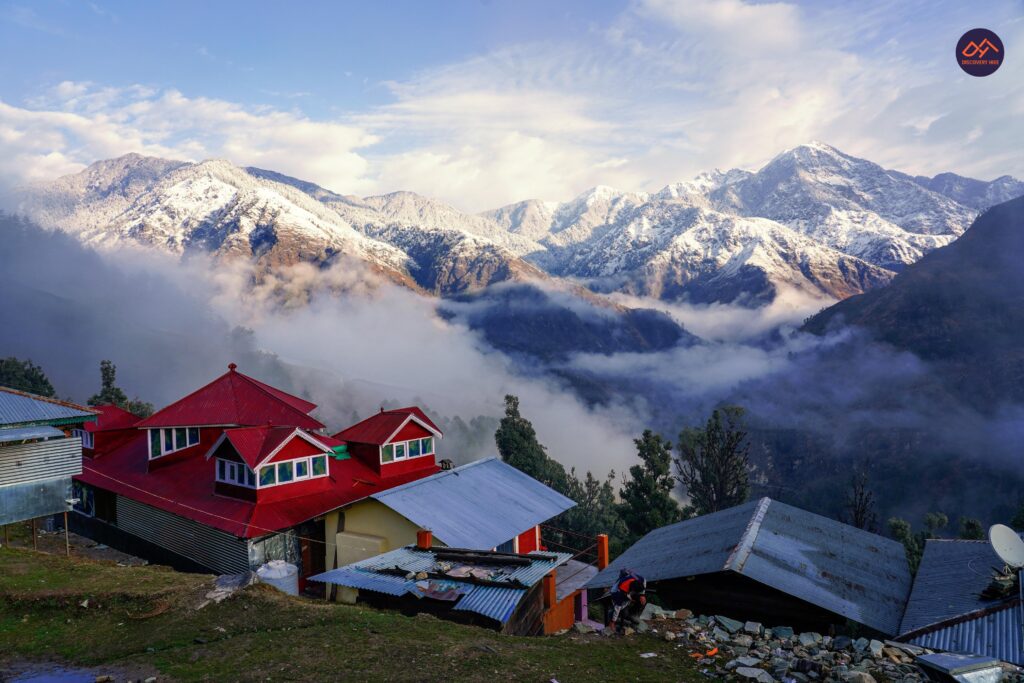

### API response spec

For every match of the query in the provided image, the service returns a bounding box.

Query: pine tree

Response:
[494,395,568,492]
[0,357,55,396]
[87,360,154,417]
[675,406,750,516]
[618,430,681,545]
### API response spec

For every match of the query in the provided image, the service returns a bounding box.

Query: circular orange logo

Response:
[956,28,1004,77]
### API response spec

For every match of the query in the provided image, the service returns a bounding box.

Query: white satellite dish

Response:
[989,524,1024,569]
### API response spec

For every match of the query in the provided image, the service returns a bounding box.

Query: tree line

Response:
[494,394,752,555]
[494,393,1024,573]
[0,357,153,417]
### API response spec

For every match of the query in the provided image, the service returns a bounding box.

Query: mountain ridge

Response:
[14,143,1022,306]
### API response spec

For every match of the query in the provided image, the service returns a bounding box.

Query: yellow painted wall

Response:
[323,499,442,572]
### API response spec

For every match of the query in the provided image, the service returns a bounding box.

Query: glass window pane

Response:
[163,429,173,452]
[150,430,162,457]
[395,443,406,460]
[260,466,276,487]
[381,444,394,463]
[246,468,255,487]
[311,456,327,476]
[278,461,294,483]
[188,427,199,446]
[174,428,187,450]
[421,437,433,454]
[409,439,421,457]
[296,460,308,478]
[218,460,226,481]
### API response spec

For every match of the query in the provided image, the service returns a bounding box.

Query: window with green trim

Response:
[395,443,406,460]
[421,437,433,454]
[260,465,276,487]
[409,439,421,457]
[278,461,294,483]
[150,429,162,458]
[381,444,394,463]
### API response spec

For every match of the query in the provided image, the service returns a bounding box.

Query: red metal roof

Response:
[135,365,323,431]
[84,404,141,433]
[333,406,442,445]
[218,426,332,469]
[77,430,438,539]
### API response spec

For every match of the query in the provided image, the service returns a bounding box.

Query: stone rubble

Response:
[598,604,1024,682]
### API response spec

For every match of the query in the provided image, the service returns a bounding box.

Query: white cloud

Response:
[0,1,1021,210]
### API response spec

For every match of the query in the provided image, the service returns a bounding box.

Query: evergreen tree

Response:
[0,357,55,396]
[87,360,154,417]
[888,517,923,573]
[494,394,627,552]
[494,395,568,492]
[618,430,681,545]
[675,406,750,516]
[958,517,985,540]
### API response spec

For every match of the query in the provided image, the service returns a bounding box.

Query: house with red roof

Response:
[71,364,441,589]
[75,404,141,458]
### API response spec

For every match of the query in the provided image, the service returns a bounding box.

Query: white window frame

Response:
[72,428,94,449]
[379,436,436,465]
[215,457,256,488]
[254,455,330,489]
[148,427,201,460]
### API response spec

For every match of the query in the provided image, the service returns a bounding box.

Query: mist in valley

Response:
[2,213,1022,527]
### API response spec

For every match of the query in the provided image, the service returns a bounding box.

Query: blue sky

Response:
[0,0,1021,210]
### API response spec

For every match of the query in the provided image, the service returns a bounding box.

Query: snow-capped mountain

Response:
[17,155,543,296]
[15,143,1022,306]
[487,142,1020,303]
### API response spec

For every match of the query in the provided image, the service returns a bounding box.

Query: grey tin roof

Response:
[0,425,65,444]
[0,387,95,428]
[901,538,1021,634]
[900,537,1023,665]
[309,546,571,624]
[586,497,913,635]
[370,457,576,549]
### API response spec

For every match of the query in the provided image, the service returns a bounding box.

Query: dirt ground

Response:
[0,519,147,566]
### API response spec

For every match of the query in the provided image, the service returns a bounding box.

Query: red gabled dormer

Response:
[76,404,141,458]
[205,425,342,501]
[333,406,442,477]
[134,363,324,471]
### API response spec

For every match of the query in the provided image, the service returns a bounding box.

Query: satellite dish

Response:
[989,524,1024,569]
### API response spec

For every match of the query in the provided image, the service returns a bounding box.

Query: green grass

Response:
[0,548,705,682]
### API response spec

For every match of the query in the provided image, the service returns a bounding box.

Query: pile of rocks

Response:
[591,605,1023,682]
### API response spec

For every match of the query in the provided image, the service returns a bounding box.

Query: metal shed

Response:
[586,497,913,635]
[899,538,1023,665]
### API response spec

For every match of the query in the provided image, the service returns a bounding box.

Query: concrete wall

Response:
[323,499,438,571]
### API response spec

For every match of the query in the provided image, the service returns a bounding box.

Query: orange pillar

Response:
[542,571,556,609]
[596,533,610,570]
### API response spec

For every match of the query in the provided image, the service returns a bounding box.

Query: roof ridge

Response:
[236,371,317,414]
[724,497,772,572]
[0,385,97,415]
[372,456,497,498]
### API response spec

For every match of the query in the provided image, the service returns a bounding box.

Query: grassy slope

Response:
[0,548,704,682]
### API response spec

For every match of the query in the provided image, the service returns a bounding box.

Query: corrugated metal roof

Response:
[899,537,1023,664]
[586,497,913,635]
[334,407,442,446]
[370,457,576,549]
[555,560,598,602]
[900,538,1020,634]
[0,387,95,428]
[908,601,1023,666]
[309,546,570,623]
[0,425,65,443]
[453,586,527,623]
[135,366,323,430]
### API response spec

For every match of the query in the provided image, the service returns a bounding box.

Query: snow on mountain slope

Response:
[554,204,893,304]
[17,156,543,296]
[16,143,1022,307]
[487,142,1021,302]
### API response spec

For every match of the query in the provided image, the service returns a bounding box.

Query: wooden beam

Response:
[31,518,37,551]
